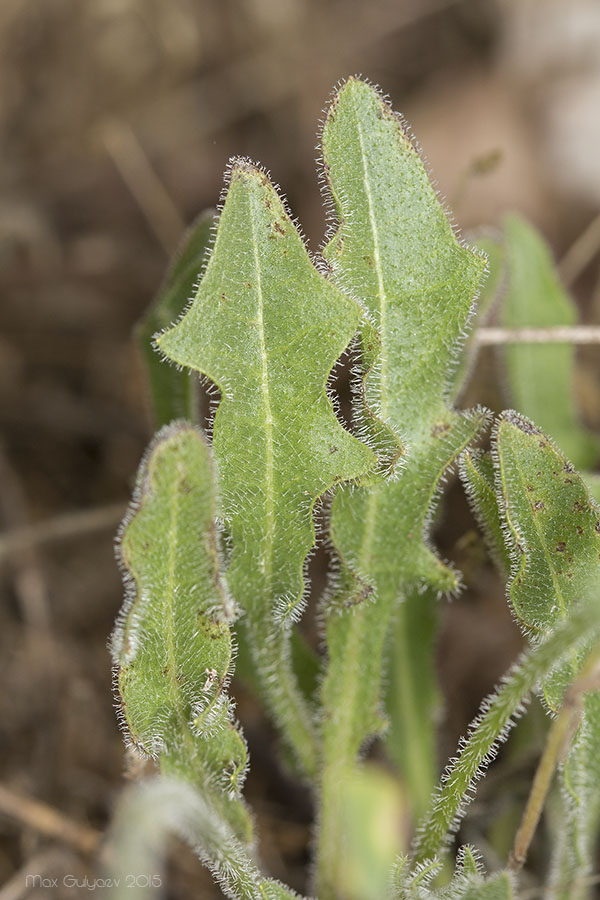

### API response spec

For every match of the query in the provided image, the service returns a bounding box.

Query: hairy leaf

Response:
[391,849,513,900]
[137,211,214,427]
[547,689,600,900]
[493,410,600,710]
[108,776,302,900]
[413,601,600,864]
[500,215,598,470]
[494,413,600,897]
[111,423,251,843]
[317,78,488,895]
[157,161,375,775]
[459,448,511,574]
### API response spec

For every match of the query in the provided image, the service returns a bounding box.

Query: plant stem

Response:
[316,586,394,900]
[246,618,319,778]
[386,587,439,824]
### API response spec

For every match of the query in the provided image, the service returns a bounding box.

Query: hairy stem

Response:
[413,603,600,865]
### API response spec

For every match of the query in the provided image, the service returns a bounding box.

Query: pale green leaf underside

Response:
[109,776,303,900]
[493,410,600,709]
[322,77,488,608]
[157,162,375,622]
[501,214,598,470]
[137,210,214,427]
[322,77,486,438]
[112,423,251,842]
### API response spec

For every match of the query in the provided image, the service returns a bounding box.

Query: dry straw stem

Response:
[476,326,600,345]
[0,502,125,567]
[0,784,101,856]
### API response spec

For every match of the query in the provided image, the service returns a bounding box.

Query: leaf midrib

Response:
[247,187,275,593]
[165,467,197,755]
[350,91,389,422]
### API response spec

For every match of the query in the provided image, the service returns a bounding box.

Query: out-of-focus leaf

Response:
[108,776,303,900]
[500,214,598,470]
[452,233,504,400]
[137,211,213,427]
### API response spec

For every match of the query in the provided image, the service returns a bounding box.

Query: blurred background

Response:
[2,0,600,896]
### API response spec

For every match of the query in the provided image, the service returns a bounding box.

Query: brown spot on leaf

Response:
[534,500,545,511]
[556,541,567,552]
[505,412,541,435]
[431,421,451,438]
[273,221,286,236]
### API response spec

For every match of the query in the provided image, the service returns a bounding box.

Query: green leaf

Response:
[451,233,504,400]
[584,472,600,505]
[413,601,600,864]
[136,211,214,427]
[108,776,303,900]
[156,161,375,775]
[390,849,514,900]
[330,764,406,900]
[385,586,440,822]
[459,448,512,574]
[546,691,600,900]
[111,423,251,843]
[447,873,514,900]
[493,410,600,710]
[500,214,598,470]
[316,77,488,897]
[493,412,600,895]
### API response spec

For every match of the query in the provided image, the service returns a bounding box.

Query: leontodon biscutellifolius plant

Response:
[106,77,600,900]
